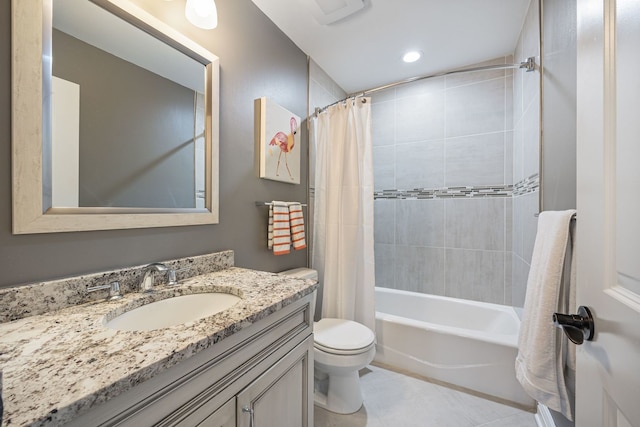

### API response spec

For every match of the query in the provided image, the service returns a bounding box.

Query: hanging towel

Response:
[270,201,291,255]
[267,204,274,250]
[288,202,307,250]
[515,209,577,420]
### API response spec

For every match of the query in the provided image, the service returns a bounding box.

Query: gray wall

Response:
[511,0,542,308]
[511,0,576,311]
[542,0,577,212]
[371,56,515,305]
[53,29,196,208]
[512,1,577,423]
[542,1,577,425]
[0,0,308,288]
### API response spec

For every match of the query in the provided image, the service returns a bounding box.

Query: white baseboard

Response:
[535,403,557,427]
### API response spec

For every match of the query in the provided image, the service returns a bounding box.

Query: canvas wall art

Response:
[255,97,301,184]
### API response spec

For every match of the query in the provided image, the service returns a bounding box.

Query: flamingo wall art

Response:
[255,97,301,184]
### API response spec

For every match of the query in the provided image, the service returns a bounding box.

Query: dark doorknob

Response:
[552,306,595,345]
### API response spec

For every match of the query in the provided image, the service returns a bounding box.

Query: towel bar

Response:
[533,212,576,219]
[255,201,308,207]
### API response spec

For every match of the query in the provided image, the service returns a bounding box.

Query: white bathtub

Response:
[374,287,535,409]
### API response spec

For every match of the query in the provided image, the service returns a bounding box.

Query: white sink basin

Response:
[105,293,241,331]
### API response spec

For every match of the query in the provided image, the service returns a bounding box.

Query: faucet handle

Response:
[108,281,122,300]
[167,267,190,286]
[168,269,178,286]
[87,281,123,301]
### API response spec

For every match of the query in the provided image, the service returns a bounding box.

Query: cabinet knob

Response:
[242,405,255,427]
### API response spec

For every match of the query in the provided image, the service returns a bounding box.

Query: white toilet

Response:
[279,268,376,414]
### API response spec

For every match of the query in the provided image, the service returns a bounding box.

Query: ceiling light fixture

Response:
[402,51,422,63]
[185,0,218,30]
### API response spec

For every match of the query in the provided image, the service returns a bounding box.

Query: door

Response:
[576,0,640,425]
[237,336,313,427]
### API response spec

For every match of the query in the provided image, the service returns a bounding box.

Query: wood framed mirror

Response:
[11,0,219,234]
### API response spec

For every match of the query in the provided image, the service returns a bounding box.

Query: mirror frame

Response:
[11,0,219,234]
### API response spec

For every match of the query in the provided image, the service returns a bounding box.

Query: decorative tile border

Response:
[313,175,539,201]
[374,184,513,200]
[513,173,539,196]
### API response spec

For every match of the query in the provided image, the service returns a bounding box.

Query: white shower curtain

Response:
[312,98,375,332]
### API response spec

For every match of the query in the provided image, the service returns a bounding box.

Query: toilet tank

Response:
[279,268,318,282]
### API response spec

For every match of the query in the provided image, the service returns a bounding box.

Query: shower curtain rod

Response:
[313,56,536,116]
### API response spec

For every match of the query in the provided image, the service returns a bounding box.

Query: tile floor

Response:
[314,364,538,427]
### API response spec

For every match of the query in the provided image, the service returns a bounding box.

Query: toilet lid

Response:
[314,318,375,353]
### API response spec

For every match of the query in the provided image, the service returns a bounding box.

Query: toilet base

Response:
[313,369,364,414]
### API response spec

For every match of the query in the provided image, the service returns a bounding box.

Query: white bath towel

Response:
[288,202,307,251]
[269,201,291,255]
[515,210,576,420]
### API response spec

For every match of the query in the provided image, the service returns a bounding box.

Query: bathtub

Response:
[374,287,535,409]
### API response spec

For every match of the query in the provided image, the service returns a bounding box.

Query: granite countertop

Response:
[0,267,317,426]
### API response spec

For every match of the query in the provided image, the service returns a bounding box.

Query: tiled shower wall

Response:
[310,8,541,308]
[372,56,515,305]
[512,0,541,308]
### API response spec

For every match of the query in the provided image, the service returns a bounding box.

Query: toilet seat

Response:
[314,341,374,356]
[314,318,375,355]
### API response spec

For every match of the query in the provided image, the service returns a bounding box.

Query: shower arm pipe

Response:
[313,57,536,117]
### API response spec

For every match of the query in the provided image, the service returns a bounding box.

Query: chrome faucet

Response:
[140,263,168,292]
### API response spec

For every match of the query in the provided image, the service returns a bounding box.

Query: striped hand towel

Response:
[288,202,307,250]
[267,204,274,250]
[271,201,291,255]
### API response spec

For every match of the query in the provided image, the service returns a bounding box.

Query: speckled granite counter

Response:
[0,263,317,426]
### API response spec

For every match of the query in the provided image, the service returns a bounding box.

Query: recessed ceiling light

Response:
[185,0,218,29]
[402,51,422,63]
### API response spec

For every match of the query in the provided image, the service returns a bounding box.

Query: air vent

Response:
[301,0,364,25]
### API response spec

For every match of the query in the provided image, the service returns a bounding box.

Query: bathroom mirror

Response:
[11,0,219,234]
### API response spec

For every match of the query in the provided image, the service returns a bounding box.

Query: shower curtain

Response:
[312,98,375,332]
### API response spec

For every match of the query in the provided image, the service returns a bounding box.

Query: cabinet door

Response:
[237,336,313,427]
[197,398,235,427]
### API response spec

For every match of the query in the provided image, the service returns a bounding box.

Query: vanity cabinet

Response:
[198,398,235,427]
[236,337,311,427]
[67,293,315,427]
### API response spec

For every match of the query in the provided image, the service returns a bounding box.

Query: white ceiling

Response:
[251,0,531,94]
